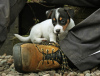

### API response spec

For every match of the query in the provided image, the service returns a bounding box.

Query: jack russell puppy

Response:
[14,8,75,43]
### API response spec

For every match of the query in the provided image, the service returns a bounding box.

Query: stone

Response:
[83,70,90,75]
[78,74,84,76]
[94,70,100,76]
[2,53,6,56]
[1,56,5,59]
[29,73,36,76]
[5,55,12,59]
[90,73,96,76]
[0,59,2,62]
[67,72,77,76]
[2,73,6,76]
[0,63,3,67]
[0,67,4,71]
[7,58,13,65]
[63,72,68,76]
[38,71,47,76]
[85,73,91,76]
[32,73,39,76]
[77,73,83,76]
[43,74,50,76]
[10,68,16,72]
[4,65,9,70]
[0,60,7,65]
[10,64,14,69]
[54,73,61,76]
[1,54,6,59]
[23,74,30,76]
[45,71,56,76]
[6,74,14,76]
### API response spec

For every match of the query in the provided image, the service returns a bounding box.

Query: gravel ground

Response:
[0,54,100,76]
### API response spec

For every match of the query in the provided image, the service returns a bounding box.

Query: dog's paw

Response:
[41,38,49,45]
[50,41,56,43]
[42,38,47,41]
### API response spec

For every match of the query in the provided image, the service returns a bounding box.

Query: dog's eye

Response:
[61,20,65,24]
[52,18,57,26]
[52,21,56,26]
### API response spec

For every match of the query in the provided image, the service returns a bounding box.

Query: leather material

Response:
[13,43,61,72]
[37,60,60,71]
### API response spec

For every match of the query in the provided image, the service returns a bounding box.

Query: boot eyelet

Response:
[46,49,49,52]
[52,49,54,50]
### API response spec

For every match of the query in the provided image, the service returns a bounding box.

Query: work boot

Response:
[13,42,71,73]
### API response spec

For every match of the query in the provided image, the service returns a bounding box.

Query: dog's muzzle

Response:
[56,29,60,34]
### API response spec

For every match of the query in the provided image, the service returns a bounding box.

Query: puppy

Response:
[14,8,75,44]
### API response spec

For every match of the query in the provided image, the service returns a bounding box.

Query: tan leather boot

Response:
[13,43,63,73]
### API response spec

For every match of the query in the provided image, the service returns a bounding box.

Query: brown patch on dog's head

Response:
[59,17,62,21]
[63,19,70,31]
[53,18,56,21]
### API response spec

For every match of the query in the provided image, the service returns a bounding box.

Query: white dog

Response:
[14,8,75,43]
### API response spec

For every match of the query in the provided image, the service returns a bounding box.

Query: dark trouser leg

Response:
[60,8,100,71]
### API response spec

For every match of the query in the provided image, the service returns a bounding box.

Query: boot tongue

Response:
[45,49,62,64]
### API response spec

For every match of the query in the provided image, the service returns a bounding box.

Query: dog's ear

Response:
[46,9,54,19]
[64,8,74,18]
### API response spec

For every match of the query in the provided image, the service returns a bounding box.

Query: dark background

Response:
[19,3,63,35]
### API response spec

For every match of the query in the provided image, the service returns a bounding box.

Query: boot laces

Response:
[35,41,72,74]
[35,44,55,64]
[56,34,72,74]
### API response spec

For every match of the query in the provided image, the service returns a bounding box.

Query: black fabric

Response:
[44,0,100,7]
[0,0,9,42]
[9,0,27,26]
[0,0,26,42]
[59,8,100,71]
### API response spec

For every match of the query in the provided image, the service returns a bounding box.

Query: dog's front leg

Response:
[49,33,56,43]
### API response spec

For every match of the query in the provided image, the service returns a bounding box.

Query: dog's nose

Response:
[56,29,60,33]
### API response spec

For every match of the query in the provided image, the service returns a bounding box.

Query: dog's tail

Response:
[14,34,31,42]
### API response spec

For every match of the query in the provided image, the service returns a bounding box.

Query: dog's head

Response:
[46,8,74,34]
